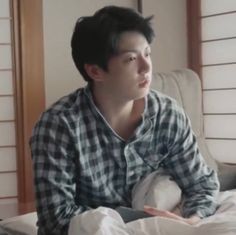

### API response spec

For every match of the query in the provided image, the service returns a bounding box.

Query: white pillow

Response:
[132,171,182,211]
[0,212,37,235]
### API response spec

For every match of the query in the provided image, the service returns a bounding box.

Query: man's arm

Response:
[162,107,219,219]
[30,112,88,235]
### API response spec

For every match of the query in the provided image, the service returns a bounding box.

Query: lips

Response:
[139,78,151,88]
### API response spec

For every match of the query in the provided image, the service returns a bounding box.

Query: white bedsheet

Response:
[1,191,235,235]
[69,190,236,235]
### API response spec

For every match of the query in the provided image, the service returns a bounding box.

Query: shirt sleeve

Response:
[30,112,90,235]
[162,105,220,218]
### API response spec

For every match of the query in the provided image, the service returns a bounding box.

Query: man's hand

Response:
[143,206,201,225]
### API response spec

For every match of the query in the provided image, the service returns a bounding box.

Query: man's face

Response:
[101,31,152,102]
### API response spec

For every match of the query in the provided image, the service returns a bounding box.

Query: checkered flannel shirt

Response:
[30,85,219,235]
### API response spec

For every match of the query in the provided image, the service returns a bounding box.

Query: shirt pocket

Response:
[141,148,168,170]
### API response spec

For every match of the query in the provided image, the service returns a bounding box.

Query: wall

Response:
[43,0,188,106]
[143,0,187,73]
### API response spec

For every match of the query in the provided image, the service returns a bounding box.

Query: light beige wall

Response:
[143,0,187,73]
[43,0,187,106]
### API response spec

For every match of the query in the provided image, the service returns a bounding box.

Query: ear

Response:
[84,64,105,82]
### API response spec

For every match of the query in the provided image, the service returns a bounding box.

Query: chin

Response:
[134,88,150,100]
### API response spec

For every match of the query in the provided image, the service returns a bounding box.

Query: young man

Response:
[30,6,219,235]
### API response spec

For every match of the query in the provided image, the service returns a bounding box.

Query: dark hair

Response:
[71,6,155,82]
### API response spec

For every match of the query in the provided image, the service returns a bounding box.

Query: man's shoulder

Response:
[36,87,87,125]
[148,89,182,113]
[148,90,189,138]
[47,87,87,113]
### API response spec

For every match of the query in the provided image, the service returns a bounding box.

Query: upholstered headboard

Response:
[151,69,218,170]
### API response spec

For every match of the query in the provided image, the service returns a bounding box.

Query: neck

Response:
[91,85,145,140]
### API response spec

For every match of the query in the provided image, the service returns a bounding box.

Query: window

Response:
[188,0,236,164]
[0,0,18,219]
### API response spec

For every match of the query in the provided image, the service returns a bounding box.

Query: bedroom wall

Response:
[143,0,187,74]
[43,0,188,107]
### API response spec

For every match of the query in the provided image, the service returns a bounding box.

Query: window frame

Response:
[187,0,202,78]
[11,0,45,214]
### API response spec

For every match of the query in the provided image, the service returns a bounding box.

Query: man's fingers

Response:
[143,206,172,217]
[143,206,183,220]
[143,206,201,225]
[143,206,164,216]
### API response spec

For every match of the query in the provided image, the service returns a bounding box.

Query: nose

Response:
[139,55,152,75]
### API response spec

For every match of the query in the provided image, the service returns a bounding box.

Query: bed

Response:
[0,190,236,235]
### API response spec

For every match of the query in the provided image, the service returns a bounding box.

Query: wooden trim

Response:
[204,113,236,115]
[0,69,12,71]
[202,36,236,43]
[0,17,12,20]
[203,88,236,91]
[0,196,17,200]
[11,0,45,214]
[0,171,17,174]
[0,95,14,97]
[0,145,16,148]
[203,62,236,67]
[187,0,202,78]
[206,137,236,140]
[137,0,143,13]
[202,10,236,18]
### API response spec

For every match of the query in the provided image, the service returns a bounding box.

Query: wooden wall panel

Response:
[11,0,45,213]
[187,0,202,77]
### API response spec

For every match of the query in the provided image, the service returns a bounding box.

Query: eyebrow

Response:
[117,47,151,56]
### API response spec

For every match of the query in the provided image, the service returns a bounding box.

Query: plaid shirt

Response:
[30,86,219,235]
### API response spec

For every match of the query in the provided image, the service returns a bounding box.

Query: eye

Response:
[127,56,136,62]
[145,51,151,57]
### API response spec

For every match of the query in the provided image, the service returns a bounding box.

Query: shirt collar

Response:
[84,85,159,120]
